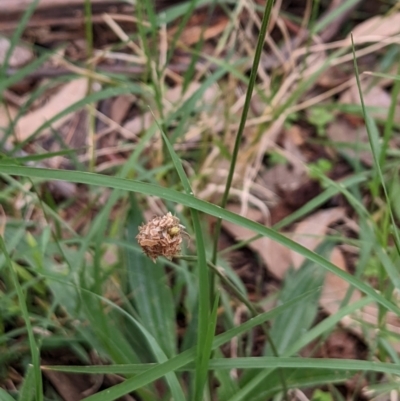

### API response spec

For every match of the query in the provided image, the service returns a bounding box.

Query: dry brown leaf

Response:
[223,205,400,350]
[262,163,306,195]
[349,12,400,40]
[123,82,218,136]
[172,17,229,46]
[222,205,291,280]
[326,119,373,166]
[0,102,17,135]
[164,82,218,106]
[340,296,400,353]
[167,10,228,46]
[15,78,88,141]
[288,209,359,327]
[290,208,345,269]
[222,206,346,280]
[0,37,33,67]
[320,247,361,316]
[110,95,133,124]
[123,112,152,137]
[340,84,400,124]
[42,368,96,401]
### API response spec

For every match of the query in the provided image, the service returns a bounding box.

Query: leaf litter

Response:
[0,0,400,400]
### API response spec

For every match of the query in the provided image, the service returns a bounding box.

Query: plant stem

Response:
[210,0,275,268]
[179,255,289,399]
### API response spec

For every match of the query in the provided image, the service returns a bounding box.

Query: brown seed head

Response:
[136,212,187,262]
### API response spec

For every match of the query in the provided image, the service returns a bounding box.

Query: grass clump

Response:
[0,0,400,400]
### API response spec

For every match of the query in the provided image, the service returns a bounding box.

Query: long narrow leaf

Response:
[1,165,399,318]
[0,237,43,401]
[351,36,400,255]
[77,290,316,401]
[160,125,212,400]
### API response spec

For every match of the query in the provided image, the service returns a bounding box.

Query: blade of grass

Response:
[1,165,399,317]
[211,0,275,264]
[248,369,350,401]
[0,236,43,401]
[126,198,177,358]
[225,297,374,401]
[0,51,53,95]
[12,84,147,153]
[265,247,328,355]
[159,125,212,401]
[39,279,315,367]
[18,364,35,401]
[208,357,400,374]
[0,389,16,401]
[287,296,373,356]
[195,293,220,401]
[374,245,400,290]
[0,148,83,164]
[137,0,165,129]
[221,173,368,254]
[67,290,316,401]
[165,0,200,72]
[42,352,400,377]
[0,0,40,79]
[351,35,400,256]
[312,0,361,35]
[205,2,289,395]
[83,0,96,171]
[49,270,186,401]
[379,60,400,167]
[365,71,400,82]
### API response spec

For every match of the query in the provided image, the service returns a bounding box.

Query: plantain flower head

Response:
[136,212,187,262]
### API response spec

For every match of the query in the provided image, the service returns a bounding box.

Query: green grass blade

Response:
[167,64,233,144]
[266,249,328,355]
[0,236,43,401]
[18,364,35,401]
[0,148,82,164]
[1,165,399,317]
[0,51,53,94]
[159,126,212,401]
[351,36,400,256]
[159,130,192,194]
[0,389,16,401]
[312,0,360,34]
[374,245,400,290]
[286,296,372,356]
[165,0,199,71]
[364,71,400,82]
[207,357,400,375]
[77,291,316,400]
[195,294,220,401]
[126,199,177,358]
[0,0,40,78]
[380,62,400,167]
[223,174,367,254]
[225,296,374,401]
[42,271,185,401]
[274,174,367,230]
[211,0,275,263]
[14,84,147,151]
[249,369,350,401]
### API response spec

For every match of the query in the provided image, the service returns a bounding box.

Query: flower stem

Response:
[179,255,289,399]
